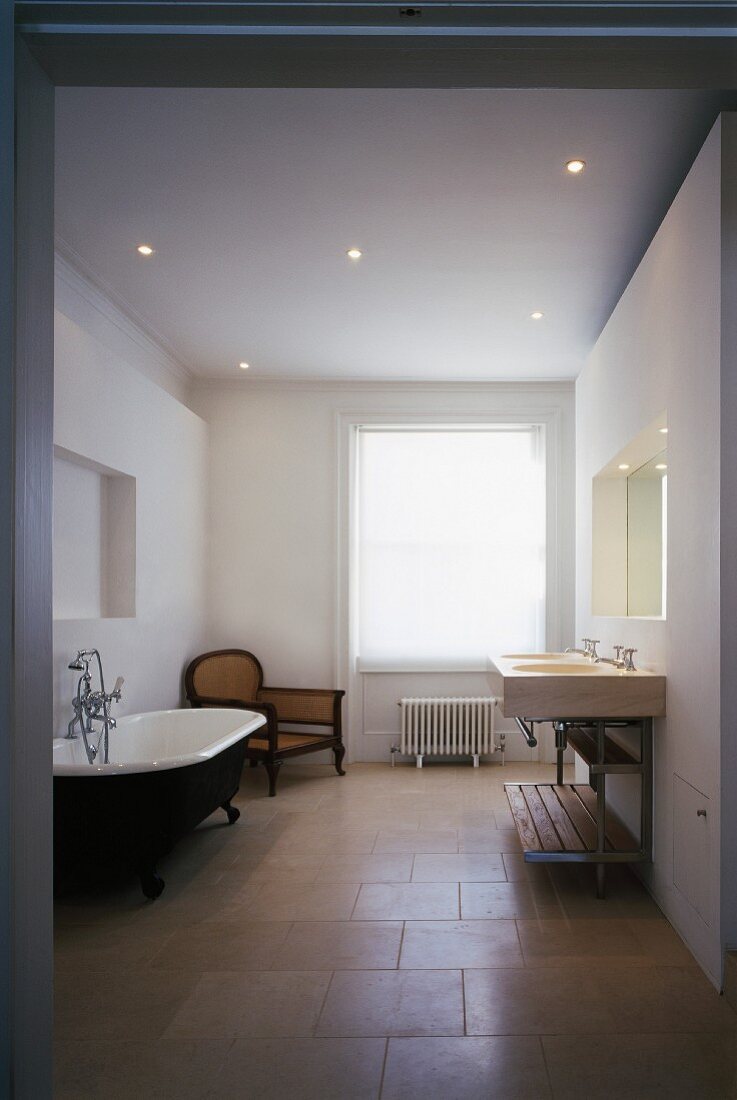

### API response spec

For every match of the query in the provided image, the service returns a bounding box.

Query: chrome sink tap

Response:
[598,642,624,668]
[597,644,637,671]
[67,649,124,765]
[622,647,638,672]
[564,638,600,660]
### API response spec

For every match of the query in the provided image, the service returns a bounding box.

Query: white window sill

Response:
[357,658,488,674]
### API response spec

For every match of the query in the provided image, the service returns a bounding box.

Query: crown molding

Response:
[190,377,576,394]
[54,235,195,387]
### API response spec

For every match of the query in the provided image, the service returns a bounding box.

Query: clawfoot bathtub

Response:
[53,708,265,899]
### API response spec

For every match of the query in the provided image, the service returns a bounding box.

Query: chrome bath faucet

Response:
[67,649,124,765]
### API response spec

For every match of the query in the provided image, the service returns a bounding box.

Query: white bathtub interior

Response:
[52,708,266,775]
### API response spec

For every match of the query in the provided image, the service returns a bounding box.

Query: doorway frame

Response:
[5,5,736,1093]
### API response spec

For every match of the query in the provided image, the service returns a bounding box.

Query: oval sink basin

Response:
[501,653,565,660]
[512,663,602,675]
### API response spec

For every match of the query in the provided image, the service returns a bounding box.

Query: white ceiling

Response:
[55,88,716,382]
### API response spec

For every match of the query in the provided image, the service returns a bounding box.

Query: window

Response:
[355,425,546,669]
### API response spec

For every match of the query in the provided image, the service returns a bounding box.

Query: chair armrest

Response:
[188,694,278,751]
[258,687,345,727]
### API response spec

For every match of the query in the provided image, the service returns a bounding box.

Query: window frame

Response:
[335,402,566,753]
[353,422,547,672]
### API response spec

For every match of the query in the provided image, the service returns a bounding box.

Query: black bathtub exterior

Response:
[54,735,249,898]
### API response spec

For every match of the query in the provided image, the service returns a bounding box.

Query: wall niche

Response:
[53,446,136,620]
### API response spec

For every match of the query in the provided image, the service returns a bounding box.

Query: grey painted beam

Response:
[19,31,737,89]
[15,1,737,34]
[0,0,14,1087]
[11,40,55,1100]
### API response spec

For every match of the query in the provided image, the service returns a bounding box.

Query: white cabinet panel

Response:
[673,774,712,926]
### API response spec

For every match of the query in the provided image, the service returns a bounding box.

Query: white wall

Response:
[53,257,208,736]
[576,119,727,983]
[191,381,575,764]
[719,113,737,987]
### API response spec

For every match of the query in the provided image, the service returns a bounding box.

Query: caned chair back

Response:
[186,649,263,704]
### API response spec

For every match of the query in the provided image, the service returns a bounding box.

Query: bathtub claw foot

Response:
[140,867,166,900]
[221,800,240,825]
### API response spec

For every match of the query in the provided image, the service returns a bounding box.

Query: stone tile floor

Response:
[54,762,737,1099]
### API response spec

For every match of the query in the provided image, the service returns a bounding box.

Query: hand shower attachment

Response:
[66,649,123,765]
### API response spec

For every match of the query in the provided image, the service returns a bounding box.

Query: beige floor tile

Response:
[551,864,663,918]
[316,969,464,1036]
[211,1037,386,1099]
[493,808,517,829]
[133,882,265,928]
[165,971,332,1039]
[543,1033,737,1099]
[55,921,174,971]
[149,920,292,970]
[501,853,554,883]
[232,861,323,885]
[54,1039,232,1100]
[417,810,497,829]
[373,829,459,854]
[55,762,729,1099]
[221,881,356,922]
[54,887,150,929]
[382,1036,552,1100]
[55,969,201,1041]
[464,966,617,1035]
[461,881,563,919]
[626,917,700,965]
[412,854,506,882]
[274,920,402,970]
[315,854,413,883]
[399,920,522,969]
[352,882,460,920]
[596,964,737,1033]
[273,835,378,855]
[516,917,658,967]
[459,828,522,853]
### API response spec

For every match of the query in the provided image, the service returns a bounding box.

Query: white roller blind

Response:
[356,426,546,669]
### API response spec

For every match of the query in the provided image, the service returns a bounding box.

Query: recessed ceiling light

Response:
[655,463,668,470]
[238,362,250,370]
[565,159,586,175]
[137,244,155,256]
[618,463,630,471]
[346,248,363,260]
[659,427,669,434]
[530,311,544,320]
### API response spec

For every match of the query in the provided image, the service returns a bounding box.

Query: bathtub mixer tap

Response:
[67,649,124,765]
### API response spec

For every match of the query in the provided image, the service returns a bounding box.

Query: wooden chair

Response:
[185,649,346,797]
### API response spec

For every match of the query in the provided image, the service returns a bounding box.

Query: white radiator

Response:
[398,697,501,768]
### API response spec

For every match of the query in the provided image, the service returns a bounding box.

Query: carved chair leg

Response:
[265,758,283,797]
[333,742,346,776]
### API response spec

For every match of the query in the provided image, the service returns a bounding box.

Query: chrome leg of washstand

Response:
[641,717,653,858]
[596,720,606,899]
[554,721,568,785]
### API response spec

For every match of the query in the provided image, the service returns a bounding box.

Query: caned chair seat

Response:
[184,649,345,797]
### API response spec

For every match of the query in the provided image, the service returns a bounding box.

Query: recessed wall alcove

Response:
[52,445,136,620]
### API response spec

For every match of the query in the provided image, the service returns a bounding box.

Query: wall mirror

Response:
[592,415,668,619]
[627,450,667,616]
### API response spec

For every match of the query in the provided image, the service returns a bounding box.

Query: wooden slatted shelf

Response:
[567,727,640,773]
[505,782,642,860]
